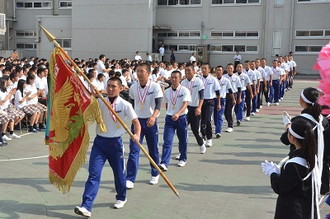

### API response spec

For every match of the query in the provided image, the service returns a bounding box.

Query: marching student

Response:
[126,63,163,188]
[287,54,297,89]
[213,65,232,137]
[243,61,256,121]
[200,63,221,146]
[255,59,267,110]
[235,63,252,126]
[223,63,242,133]
[262,119,317,218]
[279,56,289,100]
[260,58,273,106]
[268,60,284,106]
[159,71,191,170]
[181,63,206,153]
[249,61,261,115]
[74,77,141,217]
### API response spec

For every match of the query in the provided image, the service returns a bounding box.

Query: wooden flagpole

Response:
[40,25,180,198]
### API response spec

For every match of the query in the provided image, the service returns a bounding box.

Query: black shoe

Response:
[237,121,241,126]
[39,124,46,129]
[28,127,38,133]
[215,133,221,138]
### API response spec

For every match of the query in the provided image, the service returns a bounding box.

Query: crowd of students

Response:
[0,56,48,146]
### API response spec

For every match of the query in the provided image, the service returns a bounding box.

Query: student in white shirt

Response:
[97,54,111,75]
[223,63,242,132]
[181,63,206,153]
[214,65,234,136]
[260,58,273,106]
[15,79,41,133]
[134,51,142,61]
[233,51,242,70]
[255,59,267,110]
[243,61,256,121]
[126,63,163,188]
[74,77,141,217]
[287,54,297,89]
[159,45,165,62]
[189,52,196,63]
[200,63,221,146]
[146,53,153,62]
[269,60,285,105]
[159,71,191,170]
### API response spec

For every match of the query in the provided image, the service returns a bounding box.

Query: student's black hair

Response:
[121,69,129,75]
[244,60,250,64]
[0,76,9,92]
[226,63,234,67]
[17,79,26,97]
[9,72,18,80]
[86,73,94,80]
[97,73,105,80]
[108,76,122,86]
[99,54,105,60]
[26,74,35,85]
[289,119,316,170]
[109,70,115,77]
[216,65,223,69]
[37,67,46,75]
[88,68,96,74]
[115,71,121,78]
[171,70,181,77]
[152,67,159,75]
[137,63,151,72]
[301,87,322,122]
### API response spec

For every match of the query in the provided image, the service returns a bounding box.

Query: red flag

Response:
[46,48,105,193]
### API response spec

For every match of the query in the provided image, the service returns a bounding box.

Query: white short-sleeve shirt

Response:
[164,85,191,116]
[14,90,27,108]
[257,67,266,81]
[217,77,233,98]
[244,69,257,83]
[200,74,220,99]
[262,66,273,81]
[0,91,10,110]
[223,74,242,93]
[271,67,284,80]
[181,76,204,107]
[25,84,38,105]
[129,81,163,118]
[236,72,251,91]
[97,60,106,74]
[96,96,137,138]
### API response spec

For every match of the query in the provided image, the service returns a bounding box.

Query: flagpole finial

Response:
[40,25,56,42]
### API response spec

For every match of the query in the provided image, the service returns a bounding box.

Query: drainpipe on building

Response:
[260,0,267,58]
[13,0,16,19]
[289,0,295,53]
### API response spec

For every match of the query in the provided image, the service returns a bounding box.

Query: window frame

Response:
[59,1,72,9]
[294,45,323,54]
[211,0,260,6]
[16,1,52,9]
[209,44,258,54]
[157,0,202,6]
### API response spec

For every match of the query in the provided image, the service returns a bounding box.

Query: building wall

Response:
[71,0,154,60]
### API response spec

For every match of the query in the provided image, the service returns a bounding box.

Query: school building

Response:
[1,0,330,75]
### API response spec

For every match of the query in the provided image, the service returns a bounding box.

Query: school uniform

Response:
[235,72,251,122]
[271,149,315,219]
[126,81,163,182]
[213,76,232,134]
[257,66,267,108]
[223,73,242,128]
[25,84,47,112]
[244,69,256,117]
[269,67,284,104]
[200,74,220,140]
[280,63,289,98]
[181,76,204,146]
[14,90,40,115]
[81,96,137,212]
[0,90,25,121]
[287,60,297,88]
[261,65,273,104]
[160,85,191,167]
[250,69,261,113]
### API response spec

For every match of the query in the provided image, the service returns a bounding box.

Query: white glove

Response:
[261,160,280,176]
[282,112,291,126]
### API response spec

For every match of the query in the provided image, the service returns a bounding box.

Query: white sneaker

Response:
[245,117,251,121]
[206,139,212,147]
[150,175,160,185]
[159,163,168,171]
[114,199,127,209]
[175,153,181,160]
[178,160,186,167]
[126,180,134,189]
[267,102,271,106]
[256,109,259,113]
[226,127,234,133]
[74,206,91,217]
[2,135,12,141]
[10,133,21,139]
[274,102,279,106]
[200,144,206,154]
[215,133,221,138]
[260,105,263,109]
[251,112,256,116]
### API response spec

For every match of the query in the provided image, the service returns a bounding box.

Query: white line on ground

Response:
[0,155,48,162]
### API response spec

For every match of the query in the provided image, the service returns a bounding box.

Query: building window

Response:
[297,0,330,2]
[178,45,196,51]
[16,1,52,9]
[59,1,72,8]
[212,0,259,4]
[56,38,71,49]
[157,30,200,38]
[16,43,37,50]
[15,30,36,37]
[158,0,201,5]
[210,44,258,53]
[296,29,330,38]
[295,45,322,53]
[211,30,258,38]
[0,13,5,35]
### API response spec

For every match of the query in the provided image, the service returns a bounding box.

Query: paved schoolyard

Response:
[0,79,329,219]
